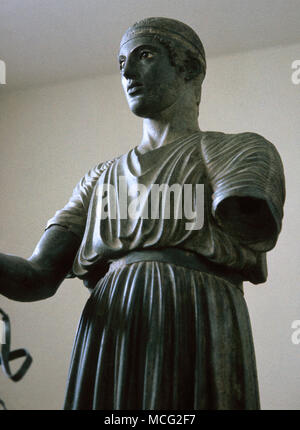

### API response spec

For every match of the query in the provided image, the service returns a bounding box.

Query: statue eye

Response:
[140,51,154,60]
[119,60,125,71]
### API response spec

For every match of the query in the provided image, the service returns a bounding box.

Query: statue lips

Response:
[127,81,143,96]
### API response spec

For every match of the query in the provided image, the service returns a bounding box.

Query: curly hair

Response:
[152,34,205,107]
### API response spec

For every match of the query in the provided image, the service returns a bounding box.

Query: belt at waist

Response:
[108,248,244,293]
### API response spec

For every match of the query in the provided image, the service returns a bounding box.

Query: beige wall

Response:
[0,42,299,409]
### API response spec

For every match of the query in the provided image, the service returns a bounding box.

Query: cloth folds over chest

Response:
[72,132,206,277]
[46,131,285,284]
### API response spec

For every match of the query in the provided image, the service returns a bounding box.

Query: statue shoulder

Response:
[71,156,120,208]
[91,157,119,176]
[200,130,282,166]
[201,129,274,148]
[81,156,119,185]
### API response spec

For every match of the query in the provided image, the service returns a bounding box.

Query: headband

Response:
[120,17,206,70]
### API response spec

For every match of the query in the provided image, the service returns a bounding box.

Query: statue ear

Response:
[184,57,202,81]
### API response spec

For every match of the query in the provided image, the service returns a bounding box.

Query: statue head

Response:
[119,17,206,118]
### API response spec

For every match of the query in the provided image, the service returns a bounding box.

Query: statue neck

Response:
[139,98,201,153]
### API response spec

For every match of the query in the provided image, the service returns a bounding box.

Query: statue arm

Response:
[0,161,113,302]
[204,132,285,252]
[0,225,81,302]
[214,195,279,251]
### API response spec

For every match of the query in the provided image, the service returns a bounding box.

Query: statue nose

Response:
[123,58,138,80]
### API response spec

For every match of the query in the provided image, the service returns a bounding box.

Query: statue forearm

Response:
[0,225,81,302]
[0,253,55,302]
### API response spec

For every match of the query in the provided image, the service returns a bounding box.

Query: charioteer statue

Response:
[0,17,285,409]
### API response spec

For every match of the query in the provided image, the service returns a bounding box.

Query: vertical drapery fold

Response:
[64,261,260,410]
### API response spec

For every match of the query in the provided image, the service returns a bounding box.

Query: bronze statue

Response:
[0,17,285,410]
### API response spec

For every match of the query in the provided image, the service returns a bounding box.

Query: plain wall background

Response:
[0,42,299,410]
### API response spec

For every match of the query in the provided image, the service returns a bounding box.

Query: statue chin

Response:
[127,100,161,119]
[127,95,180,119]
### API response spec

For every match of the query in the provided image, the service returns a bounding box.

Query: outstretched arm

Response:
[0,225,80,302]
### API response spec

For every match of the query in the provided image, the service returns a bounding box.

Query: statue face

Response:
[119,36,185,118]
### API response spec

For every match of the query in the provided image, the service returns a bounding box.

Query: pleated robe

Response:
[46,131,285,410]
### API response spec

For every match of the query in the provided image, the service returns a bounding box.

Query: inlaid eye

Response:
[140,51,154,60]
[119,60,125,71]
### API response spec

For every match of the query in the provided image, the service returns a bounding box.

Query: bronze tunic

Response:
[46,131,285,409]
